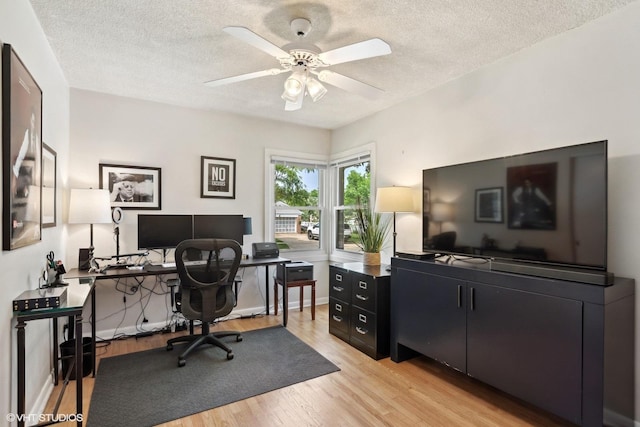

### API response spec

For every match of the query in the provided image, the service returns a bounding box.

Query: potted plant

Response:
[353,198,391,265]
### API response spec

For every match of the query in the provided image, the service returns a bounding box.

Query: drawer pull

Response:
[335,274,343,282]
[332,286,344,292]
[335,304,342,312]
[356,294,369,301]
[356,326,368,335]
[358,313,367,323]
[332,315,343,322]
[358,280,367,289]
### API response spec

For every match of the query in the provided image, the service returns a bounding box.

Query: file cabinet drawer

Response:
[351,273,376,312]
[329,297,350,341]
[329,266,351,302]
[350,307,376,350]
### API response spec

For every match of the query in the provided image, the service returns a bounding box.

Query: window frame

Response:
[265,149,329,256]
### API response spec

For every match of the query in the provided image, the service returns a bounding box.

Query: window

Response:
[331,151,371,253]
[267,153,326,253]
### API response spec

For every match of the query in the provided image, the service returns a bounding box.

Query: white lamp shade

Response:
[68,188,112,224]
[374,186,414,213]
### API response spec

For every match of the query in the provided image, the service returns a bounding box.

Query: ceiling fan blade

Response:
[317,70,384,100]
[223,26,290,59]
[285,86,305,111]
[204,68,286,87]
[318,38,391,66]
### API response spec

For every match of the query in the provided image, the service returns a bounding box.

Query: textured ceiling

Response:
[29,0,636,129]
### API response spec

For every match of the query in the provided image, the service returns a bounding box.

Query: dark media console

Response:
[490,260,614,286]
[390,257,635,426]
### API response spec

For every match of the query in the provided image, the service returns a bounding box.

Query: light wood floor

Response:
[46,304,573,426]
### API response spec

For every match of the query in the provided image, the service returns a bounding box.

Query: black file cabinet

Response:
[329,262,391,360]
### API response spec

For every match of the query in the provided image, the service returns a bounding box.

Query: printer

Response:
[252,242,279,259]
[277,261,313,282]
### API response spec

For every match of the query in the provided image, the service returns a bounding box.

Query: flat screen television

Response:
[193,214,244,244]
[137,214,193,250]
[422,140,608,274]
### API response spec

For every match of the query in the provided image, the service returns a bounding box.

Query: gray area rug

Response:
[87,326,339,427]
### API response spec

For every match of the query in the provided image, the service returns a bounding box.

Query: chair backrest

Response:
[175,239,242,323]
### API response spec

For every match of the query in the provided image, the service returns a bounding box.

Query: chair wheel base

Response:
[227,352,234,360]
[178,358,186,367]
[237,336,243,342]
[167,344,173,351]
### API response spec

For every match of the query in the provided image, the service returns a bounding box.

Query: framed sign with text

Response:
[201,156,236,199]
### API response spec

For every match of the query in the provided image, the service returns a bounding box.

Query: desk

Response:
[67,256,290,315]
[14,277,96,427]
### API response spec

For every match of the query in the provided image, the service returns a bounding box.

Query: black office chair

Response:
[166,239,243,367]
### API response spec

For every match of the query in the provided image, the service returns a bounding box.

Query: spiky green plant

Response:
[353,198,390,253]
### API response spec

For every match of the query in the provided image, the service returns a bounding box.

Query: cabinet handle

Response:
[332,286,344,292]
[332,315,343,322]
[356,294,369,301]
[457,285,462,308]
[335,274,342,282]
[358,280,367,289]
[470,287,475,311]
[356,326,368,335]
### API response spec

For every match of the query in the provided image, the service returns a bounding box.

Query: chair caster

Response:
[178,358,186,367]
[166,344,173,351]
[237,335,243,342]
[227,352,234,360]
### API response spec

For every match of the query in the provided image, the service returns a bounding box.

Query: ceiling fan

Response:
[204,18,392,111]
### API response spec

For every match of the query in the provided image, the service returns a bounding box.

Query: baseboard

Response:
[31,374,54,420]
[604,407,638,427]
[95,299,330,339]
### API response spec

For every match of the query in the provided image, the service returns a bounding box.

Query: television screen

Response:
[193,214,244,244]
[423,140,607,271]
[137,214,193,250]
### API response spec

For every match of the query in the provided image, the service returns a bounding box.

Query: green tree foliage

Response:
[344,167,370,206]
[275,165,310,206]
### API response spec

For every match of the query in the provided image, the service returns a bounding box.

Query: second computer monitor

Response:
[193,214,244,244]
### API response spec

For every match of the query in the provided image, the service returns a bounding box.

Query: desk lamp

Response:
[68,189,112,265]
[374,186,414,257]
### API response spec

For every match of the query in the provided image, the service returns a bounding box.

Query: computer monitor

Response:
[137,214,193,250]
[193,214,244,244]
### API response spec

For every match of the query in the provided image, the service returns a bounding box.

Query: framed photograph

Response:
[506,163,557,229]
[201,156,236,199]
[99,163,161,210]
[42,143,57,227]
[475,187,503,223]
[2,44,43,250]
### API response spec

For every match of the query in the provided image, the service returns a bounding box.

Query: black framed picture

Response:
[2,44,43,250]
[99,163,161,210]
[475,187,503,223]
[42,143,57,228]
[201,156,236,199]
[506,163,557,229]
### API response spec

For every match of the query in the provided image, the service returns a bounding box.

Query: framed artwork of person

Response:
[99,163,161,210]
[2,43,43,250]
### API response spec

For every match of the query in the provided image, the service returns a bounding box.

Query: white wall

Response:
[333,1,640,421]
[67,90,331,337]
[0,0,70,421]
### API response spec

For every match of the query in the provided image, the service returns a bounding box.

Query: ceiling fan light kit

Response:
[205,17,391,111]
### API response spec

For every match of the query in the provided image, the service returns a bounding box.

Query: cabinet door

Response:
[392,268,466,372]
[467,282,583,425]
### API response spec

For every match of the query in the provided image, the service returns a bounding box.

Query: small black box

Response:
[13,287,67,312]
[277,261,313,282]
[252,242,279,259]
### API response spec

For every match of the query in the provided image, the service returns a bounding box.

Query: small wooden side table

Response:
[274,278,316,326]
